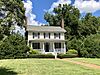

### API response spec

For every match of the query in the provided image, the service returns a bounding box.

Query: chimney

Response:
[61,17,64,28]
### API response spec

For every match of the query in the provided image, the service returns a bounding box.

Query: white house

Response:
[26,25,66,54]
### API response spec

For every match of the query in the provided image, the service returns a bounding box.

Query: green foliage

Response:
[44,4,80,39]
[0,0,26,40]
[28,54,55,58]
[80,34,100,58]
[0,33,30,59]
[29,49,40,54]
[68,34,100,58]
[57,54,78,59]
[67,49,78,54]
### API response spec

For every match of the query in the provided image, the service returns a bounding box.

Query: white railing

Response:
[33,48,65,54]
[55,48,64,53]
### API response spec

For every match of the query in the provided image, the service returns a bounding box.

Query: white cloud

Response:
[73,0,100,13]
[48,0,100,13]
[23,0,44,25]
[48,0,71,12]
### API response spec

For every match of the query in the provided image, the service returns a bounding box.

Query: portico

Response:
[29,39,66,54]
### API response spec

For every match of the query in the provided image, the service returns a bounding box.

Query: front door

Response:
[44,43,49,52]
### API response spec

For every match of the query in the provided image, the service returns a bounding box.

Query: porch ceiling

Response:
[29,39,66,42]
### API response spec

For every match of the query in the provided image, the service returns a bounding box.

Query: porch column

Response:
[64,42,66,54]
[53,42,55,53]
[53,42,57,59]
[42,42,45,53]
[31,42,33,49]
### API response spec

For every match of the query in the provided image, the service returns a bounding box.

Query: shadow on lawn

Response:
[0,67,17,75]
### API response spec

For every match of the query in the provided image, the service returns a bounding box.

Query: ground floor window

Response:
[32,43,40,49]
[54,43,61,49]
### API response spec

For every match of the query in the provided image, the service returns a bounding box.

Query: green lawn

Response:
[0,58,100,75]
[71,58,100,66]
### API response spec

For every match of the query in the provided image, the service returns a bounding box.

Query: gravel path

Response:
[61,59,100,69]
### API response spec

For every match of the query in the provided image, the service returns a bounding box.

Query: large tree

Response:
[44,4,80,39]
[79,13,99,37]
[44,4,100,39]
[0,0,26,40]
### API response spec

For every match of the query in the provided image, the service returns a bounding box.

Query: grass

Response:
[71,58,100,66]
[0,58,99,75]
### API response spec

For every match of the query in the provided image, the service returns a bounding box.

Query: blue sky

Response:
[32,0,57,24]
[23,0,100,25]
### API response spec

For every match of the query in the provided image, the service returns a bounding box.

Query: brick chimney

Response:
[61,17,64,28]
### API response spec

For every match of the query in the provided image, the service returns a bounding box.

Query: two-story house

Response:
[26,25,66,54]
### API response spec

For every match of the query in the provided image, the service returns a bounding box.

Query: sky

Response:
[23,0,100,25]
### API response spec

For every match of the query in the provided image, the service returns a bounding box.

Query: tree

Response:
[79,13,99,37]
[0,0,26,40]
[44,4,100,39]
[0,33,30,59]
[44,4,80,39]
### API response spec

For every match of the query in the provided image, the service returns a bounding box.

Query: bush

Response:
[67,49,78,54]
[0,33,30,59]
[28,54,55,58]
[57,54,78,59]
[67,34,100,58]
[29,49,40,54]
[79,34,100,58]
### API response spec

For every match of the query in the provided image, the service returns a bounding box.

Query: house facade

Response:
[27,25,66,54]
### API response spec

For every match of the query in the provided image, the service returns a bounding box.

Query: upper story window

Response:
[33,32,40,39]
[44,33,50,39]
[54,33,60,39]
[38,33,40,38]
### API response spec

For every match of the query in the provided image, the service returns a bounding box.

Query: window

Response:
[59,33,60,39]
[33,32,34,38]
[49,33,50,38]
[54,33,60,39]
[55,43,61,49]
[33,32,40,38]
[44,33,50,39]
[44,33,45,38]
[32,43,40,49]
[38,33,40,38]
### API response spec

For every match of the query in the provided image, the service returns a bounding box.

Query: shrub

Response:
[28,54,55,58]
[67,49,78,54]
[57,54,78,59]
[67,34,100,58]
[79,34,100,58]
[29,49,40,54]
[0,33,30,59]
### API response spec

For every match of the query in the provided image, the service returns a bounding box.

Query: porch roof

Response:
[29,39,66,42]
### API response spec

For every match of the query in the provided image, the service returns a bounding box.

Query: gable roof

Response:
[26,25,66,32]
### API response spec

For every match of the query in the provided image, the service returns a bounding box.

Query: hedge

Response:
[28,54,55,58]
[57,54,78,59]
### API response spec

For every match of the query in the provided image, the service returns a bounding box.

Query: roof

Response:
[26,25,66,32]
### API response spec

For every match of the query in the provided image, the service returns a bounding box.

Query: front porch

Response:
[28,40,66,54]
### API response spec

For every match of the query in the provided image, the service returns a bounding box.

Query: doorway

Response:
[44,43,50,52]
